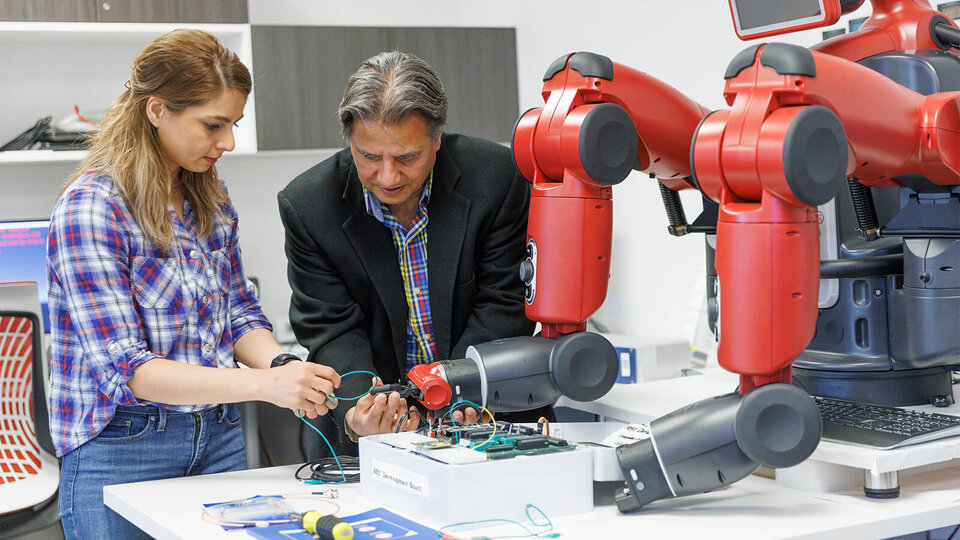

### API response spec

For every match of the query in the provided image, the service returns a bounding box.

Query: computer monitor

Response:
[0,220,51,332]
[729,0,841,40]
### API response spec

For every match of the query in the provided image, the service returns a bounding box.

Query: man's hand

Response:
[264,361,340,419]
[346,378,421,437]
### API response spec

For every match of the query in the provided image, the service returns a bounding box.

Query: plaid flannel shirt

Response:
[363,172,439,371]
[46,171,270,456]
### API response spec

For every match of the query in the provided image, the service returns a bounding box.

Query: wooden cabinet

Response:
[96,0,247,24]
[0,0,247,23]
[0,0,96,22]
[251,26,519,150]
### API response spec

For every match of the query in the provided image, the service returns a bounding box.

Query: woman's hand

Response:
[264,361,341,418]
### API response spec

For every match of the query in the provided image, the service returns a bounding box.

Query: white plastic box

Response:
[599,333,692,383]
[359,431,595,527]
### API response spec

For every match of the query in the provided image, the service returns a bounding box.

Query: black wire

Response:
[295,460,315,481]
[295,456,362,484]
[395,410,411,433]
[947,523,960,540]
[437,401,481,422]
[0,117,51,151]
[394,408,427,433]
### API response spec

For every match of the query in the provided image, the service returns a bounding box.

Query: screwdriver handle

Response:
[301,510,353,540]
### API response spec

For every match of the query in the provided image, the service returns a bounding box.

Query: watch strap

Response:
[270,353,302,368]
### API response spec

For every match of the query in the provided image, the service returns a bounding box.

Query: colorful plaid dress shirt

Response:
[363,173,439,371]
[46,171,270,456]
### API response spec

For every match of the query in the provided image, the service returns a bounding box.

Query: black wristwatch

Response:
[270,353,302,368]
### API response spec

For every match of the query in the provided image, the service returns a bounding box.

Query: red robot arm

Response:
[694,36,960,391]
[389,54,701,409]
[814,0,952,61]
[512,53,709,338]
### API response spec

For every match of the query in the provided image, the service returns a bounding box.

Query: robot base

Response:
[793,366,954,407]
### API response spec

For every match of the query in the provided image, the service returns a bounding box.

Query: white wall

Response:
[215,149,335,338]
[0,0,876,345]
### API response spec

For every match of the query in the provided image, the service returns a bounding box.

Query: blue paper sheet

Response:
[243,506,442,540]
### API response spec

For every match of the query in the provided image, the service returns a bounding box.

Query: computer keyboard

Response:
[814,396,960,449]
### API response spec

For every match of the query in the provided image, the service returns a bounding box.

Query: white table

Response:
[104,453,960,539]
[556,369,743,423]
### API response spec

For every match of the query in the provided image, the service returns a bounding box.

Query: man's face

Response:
[349,112,441,210]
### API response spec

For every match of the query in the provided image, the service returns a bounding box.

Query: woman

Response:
[46,30,340,539]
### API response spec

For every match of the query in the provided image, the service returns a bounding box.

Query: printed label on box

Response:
[600,423,652,447]
[371,459,429,497]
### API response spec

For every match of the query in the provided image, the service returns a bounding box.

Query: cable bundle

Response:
[1,117,52,151]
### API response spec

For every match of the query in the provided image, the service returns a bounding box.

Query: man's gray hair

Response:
[338,51,447,140]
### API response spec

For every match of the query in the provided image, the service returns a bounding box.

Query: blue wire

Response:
[320,369,378,406]
[439,503,557,539]
[297,369,378,484]
[333,370,378,401]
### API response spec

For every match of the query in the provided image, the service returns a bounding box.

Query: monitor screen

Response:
[732,0,825,33]
[823,28,846,40]
[0,220,51,332]
[848,16,867,32]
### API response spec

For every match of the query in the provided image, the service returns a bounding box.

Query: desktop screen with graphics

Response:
[0,220,51,332]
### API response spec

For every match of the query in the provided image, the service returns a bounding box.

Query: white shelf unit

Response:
[0,21,258,163]
[0,150,87,164]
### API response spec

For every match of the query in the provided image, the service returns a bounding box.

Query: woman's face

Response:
[147,88,246,178]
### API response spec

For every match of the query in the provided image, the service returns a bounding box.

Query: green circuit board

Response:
[413,422,575,460]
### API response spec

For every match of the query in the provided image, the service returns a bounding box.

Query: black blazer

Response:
[278,133,535,436]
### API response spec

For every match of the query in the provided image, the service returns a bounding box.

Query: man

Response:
[278,51,542,452]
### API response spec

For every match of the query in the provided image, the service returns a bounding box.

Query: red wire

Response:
[73,105,101,125]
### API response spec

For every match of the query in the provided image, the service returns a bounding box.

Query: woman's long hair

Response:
[67,29,252,251]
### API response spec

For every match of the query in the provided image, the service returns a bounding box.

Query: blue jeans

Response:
[58,403,246,540]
